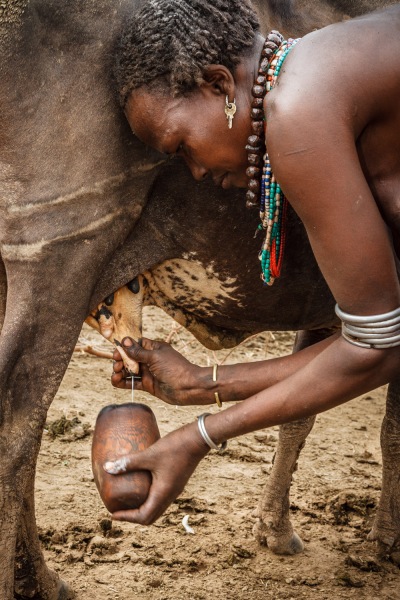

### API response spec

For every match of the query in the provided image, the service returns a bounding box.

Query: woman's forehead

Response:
[126,90,189,145]
[125,90,185,149]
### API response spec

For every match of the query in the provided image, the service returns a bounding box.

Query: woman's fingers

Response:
[111,371,144,390]
[111,508,141,523]
[141,337,160,351]
[139,363,155,394]
[113,337,159,378]
[111,360,130,387]
[104,447,154,474]
[111,336,186,401]
[121,336,156,364]
[104,428,208,525]
[110,373,127,389]
[112,358,125,373]
[103,449,180,524]
[111,484,175,525]
[113,348,123,361]
[111,353,151,392]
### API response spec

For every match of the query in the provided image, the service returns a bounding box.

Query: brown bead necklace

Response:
[245,30,284,210]
[246,30,300,285]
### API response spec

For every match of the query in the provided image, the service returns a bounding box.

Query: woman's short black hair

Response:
[114,0,260,107]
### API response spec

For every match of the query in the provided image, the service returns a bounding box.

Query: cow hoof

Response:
[376,543,400,566]
[367,527,400,565]
[367,528,395,547]
[57,581,75,600]
[287,531,304,555]
[253,520,304,555]
[14,580,75,600]
[389,550,400,567]
[268,530,304,555]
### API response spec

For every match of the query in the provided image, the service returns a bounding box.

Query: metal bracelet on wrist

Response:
[212,364,222,408]
[197,413,227,453]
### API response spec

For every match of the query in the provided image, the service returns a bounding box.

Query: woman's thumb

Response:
[121,337,153,363]
[103,449,151,475]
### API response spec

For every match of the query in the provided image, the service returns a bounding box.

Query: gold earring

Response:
[225,95,237,129]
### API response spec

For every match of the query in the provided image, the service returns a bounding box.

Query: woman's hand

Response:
[111,337,207,405]
[104,423,209,524]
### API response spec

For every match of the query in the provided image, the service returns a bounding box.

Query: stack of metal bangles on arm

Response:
[335,304,400,348]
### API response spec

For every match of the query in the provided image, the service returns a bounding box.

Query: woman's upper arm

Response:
[267,103,400,316]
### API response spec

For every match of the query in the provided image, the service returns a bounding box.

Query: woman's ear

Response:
[202,64,235,98]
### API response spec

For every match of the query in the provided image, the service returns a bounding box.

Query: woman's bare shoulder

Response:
[266,6,400,149]
[270,6,400,118]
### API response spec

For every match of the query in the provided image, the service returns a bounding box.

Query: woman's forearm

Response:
[191,332,338,404]
[194,338,399,443]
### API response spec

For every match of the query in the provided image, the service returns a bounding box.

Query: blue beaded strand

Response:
[258,37,300,285]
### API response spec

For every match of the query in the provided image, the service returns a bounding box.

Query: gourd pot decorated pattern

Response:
[92,403,160,513]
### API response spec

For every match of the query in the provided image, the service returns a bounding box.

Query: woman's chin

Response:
[222,172,247,190]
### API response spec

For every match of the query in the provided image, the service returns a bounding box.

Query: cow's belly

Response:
[145,258,243,318]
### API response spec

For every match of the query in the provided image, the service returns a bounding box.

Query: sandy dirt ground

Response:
[36,306,400,600]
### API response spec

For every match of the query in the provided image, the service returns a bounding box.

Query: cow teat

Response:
[85,276,146,374]
[104,293,115,306]
[127,277,140,294]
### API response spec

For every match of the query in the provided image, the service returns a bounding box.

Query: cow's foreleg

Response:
[0,262,87,599]
[368,376,400,560]
[0,359,43,599]
[0,329,77,599]
[253,328,336,554]
[14,478,74,599]
[0,394,60,600]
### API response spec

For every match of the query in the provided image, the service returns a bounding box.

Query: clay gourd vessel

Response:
[92,403,160,513]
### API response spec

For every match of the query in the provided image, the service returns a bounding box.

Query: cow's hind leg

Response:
[253,328,336,554]
[253,416,315,554]
[368,376,400,562]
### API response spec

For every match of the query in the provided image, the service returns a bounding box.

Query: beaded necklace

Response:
[246,31,300,286]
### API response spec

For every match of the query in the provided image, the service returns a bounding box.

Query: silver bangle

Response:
[197,413,227,453]
[335,304,400,349]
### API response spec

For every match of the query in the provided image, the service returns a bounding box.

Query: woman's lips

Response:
[221,173,232,189]
[213,173,224,187]
[213,172,230,188]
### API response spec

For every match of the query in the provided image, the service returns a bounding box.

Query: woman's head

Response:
[114,0,259,106]
[114,0,262,189]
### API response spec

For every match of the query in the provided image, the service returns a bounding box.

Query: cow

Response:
[0,1,398,598]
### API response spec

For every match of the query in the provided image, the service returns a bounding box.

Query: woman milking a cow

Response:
[104,0,400,524]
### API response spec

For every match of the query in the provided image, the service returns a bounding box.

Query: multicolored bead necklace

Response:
[245,31,300,286]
